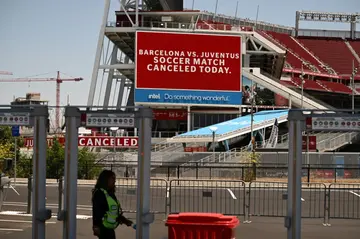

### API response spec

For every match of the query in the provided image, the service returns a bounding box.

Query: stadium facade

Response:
[86,0,360,153]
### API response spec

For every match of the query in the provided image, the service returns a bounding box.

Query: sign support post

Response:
[135,108,153,239]
[11,126,20,187]
[62,106,81,239]
[58,106,153,239]
[286,110,303,239]
[31,106,52,239]
[286,109,360,239]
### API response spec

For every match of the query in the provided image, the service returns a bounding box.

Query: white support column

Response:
[116,78,126,109]
[135,0,139,26]
[87,0,111,106]
[103,46,119,108]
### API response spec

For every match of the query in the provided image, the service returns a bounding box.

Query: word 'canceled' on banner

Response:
[135,31,242,92]
[24,136,138,148]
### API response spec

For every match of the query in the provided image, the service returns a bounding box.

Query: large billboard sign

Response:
[135,31,242,106]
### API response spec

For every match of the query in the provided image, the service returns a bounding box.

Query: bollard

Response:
[27,176,32,214]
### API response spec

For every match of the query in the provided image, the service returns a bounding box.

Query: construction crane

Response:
[0,71,83,131]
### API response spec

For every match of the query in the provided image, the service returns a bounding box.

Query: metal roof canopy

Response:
[115,10,201,22]
[286,108,360,239]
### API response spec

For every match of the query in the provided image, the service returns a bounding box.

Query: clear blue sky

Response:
[0,0,358,107]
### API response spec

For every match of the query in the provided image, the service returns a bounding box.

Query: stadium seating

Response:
[348,40,360,59]
[291,77,328,92]
[281,79,298,88]
[264,31,329,73]
[317,80,353,94]
[298,37,358,75]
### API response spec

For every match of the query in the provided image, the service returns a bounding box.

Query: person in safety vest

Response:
[92,170,133,239]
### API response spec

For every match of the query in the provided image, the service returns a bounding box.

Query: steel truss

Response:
[87,0,286,108]
[295,10,360,39]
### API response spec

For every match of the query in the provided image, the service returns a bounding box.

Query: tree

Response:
[241,151,261,182]
[46,139,65,179]
[78,147,102,179]
[0,126,23,176]
[45,138,101,179]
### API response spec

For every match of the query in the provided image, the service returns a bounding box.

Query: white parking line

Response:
[226,189,237,199]
[349,191,360,198]
[0,219,56,224]
[0,211,91,220]
[0,228,24,232]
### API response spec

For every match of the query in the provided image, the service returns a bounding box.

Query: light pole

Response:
[250,81,257,180]
[214,0,219,17]
[209,126,218,162]
[250,80,257,151]
[300,64,305,109]
[351,60,358,114]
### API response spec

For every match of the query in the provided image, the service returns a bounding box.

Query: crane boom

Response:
[0,71,83,131]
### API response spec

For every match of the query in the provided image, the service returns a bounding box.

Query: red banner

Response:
[302,135,317,151]
[184,146,207,152]
[135,31,242,91]
[153,109,187,120]
[24,136,138,148]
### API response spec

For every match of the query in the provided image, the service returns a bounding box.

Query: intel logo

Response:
[148,94,161,100]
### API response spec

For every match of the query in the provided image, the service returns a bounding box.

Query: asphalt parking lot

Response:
[1,181,360,238]
[1,215,360,239]
[2,182,360,219]
[0,214,57,236]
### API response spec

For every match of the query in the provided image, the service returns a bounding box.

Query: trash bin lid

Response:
[166,213,239,227]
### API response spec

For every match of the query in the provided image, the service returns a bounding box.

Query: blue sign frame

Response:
[11,126,20,137]
[134,89,242,106]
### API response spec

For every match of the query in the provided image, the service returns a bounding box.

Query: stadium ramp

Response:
[167,110,289,144]
[243,68,333,110]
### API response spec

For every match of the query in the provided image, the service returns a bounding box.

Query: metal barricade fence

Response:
[169,179,246,221]
[116,178,168,216]
[248,181,327,224]
[328,183,360,222]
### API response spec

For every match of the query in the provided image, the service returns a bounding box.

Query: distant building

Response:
[11,93,48,106]
[11,93,48,136]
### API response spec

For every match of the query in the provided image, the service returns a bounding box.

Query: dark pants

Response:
[98,227,116,239]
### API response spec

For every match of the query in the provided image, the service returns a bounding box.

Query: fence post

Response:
[177,166,180,185]
[243,181,252,224]
[58,177,63,216]
[195,163,198,179]
[307,165,310,183]
[26,176,32,214]
[326,184,332,226]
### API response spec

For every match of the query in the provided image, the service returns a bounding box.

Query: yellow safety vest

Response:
[100,188,121,229]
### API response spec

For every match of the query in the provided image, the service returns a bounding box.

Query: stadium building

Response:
[86,0,360,165]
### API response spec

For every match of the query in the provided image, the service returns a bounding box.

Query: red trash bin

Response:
[165,213,239,239]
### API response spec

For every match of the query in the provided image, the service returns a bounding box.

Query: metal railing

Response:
[113,178,358,225]
[9,166,360,225]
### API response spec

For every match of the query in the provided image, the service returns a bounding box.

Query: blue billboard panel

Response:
[135,89,242,106]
